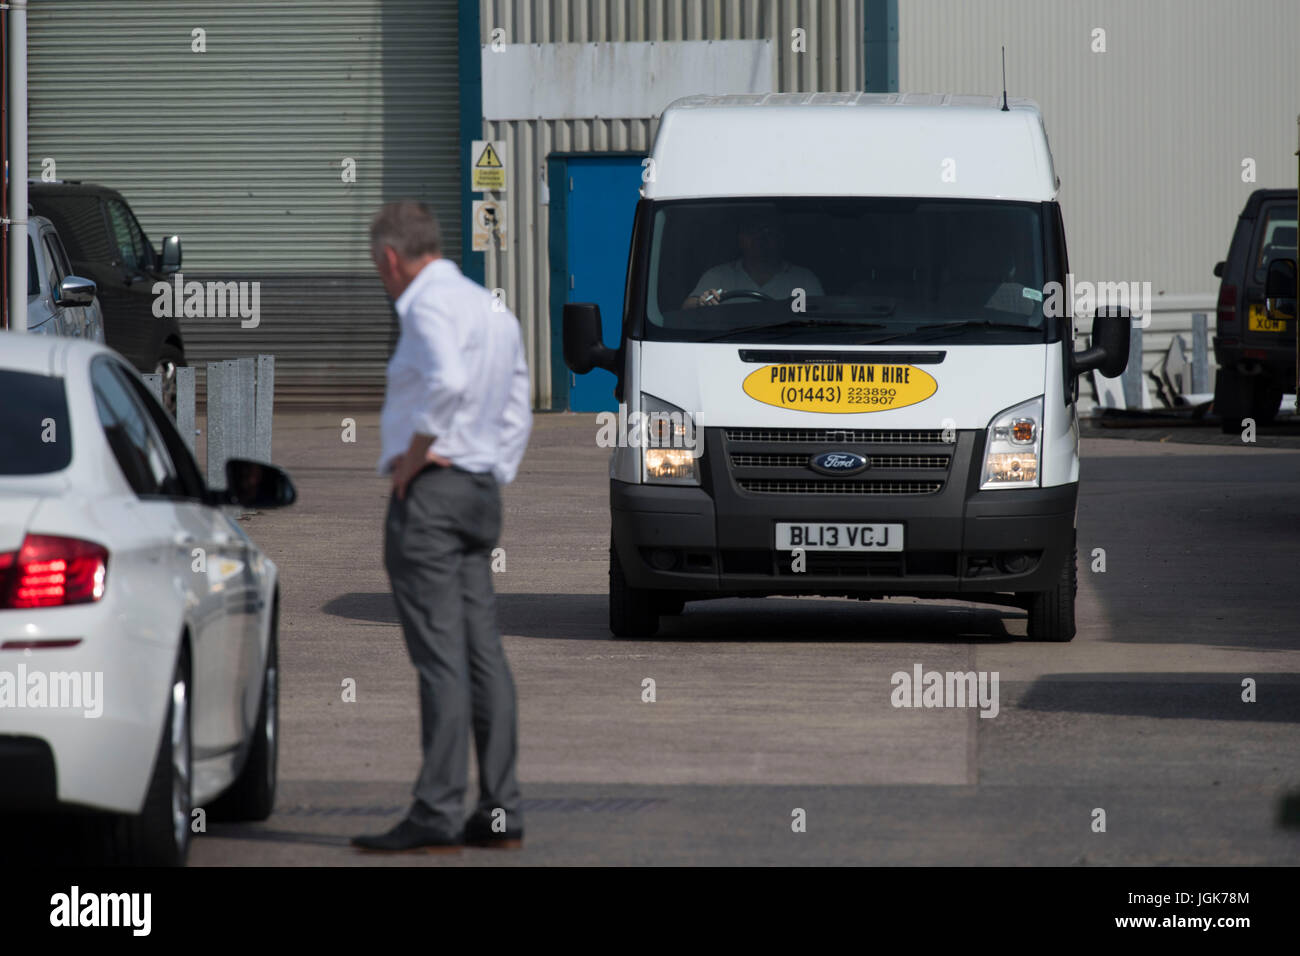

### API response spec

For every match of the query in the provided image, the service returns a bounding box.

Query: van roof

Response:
[646,93,1057,203]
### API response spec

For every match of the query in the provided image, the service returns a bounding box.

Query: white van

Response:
[563,93,1129,641]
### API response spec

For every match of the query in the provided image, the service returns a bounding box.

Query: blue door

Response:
[564,156,644,412]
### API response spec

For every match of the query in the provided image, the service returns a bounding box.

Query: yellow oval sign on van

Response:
[742,363,938,413]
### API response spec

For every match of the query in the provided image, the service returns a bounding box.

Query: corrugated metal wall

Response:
[897,0,1300,301]
[27,0,461,405]
[479,0,864,408]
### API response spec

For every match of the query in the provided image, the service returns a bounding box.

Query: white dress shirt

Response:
[378,258,533,484]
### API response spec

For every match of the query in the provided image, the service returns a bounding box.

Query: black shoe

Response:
[351,818,463,853]
[464,811,524,848]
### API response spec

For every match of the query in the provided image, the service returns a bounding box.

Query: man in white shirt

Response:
[352,201,532,854]
[683,211,823,308]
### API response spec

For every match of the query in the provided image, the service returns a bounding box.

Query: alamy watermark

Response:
[0,665,103,718]
[153,273,261,328]
[595,404,704,458]
[891,663,999,719]
[1044,274,1153,328]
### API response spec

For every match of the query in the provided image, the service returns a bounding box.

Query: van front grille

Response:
[736,479,943,496]
[729,453,950,469]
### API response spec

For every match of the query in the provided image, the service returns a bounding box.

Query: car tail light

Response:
[0,535,109,609]
[1217,283,1237,324]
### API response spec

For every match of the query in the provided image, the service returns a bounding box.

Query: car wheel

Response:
[1251,380,1283,424]
[1215,367,1251,434]
[115,645,192,865]
[1021,539,1076,643]
[154,344,185,417]
[210,602,279,821]
[610,544,659,638]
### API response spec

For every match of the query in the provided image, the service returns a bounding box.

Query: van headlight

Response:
[980,397,1041,489]
[641,393,701,485]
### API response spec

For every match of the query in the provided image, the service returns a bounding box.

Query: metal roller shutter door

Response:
[26,0,462,406]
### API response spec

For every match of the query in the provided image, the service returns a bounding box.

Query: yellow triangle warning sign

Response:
[471,140,506,191]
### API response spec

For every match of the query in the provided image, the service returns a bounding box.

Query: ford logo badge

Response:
[811,451,868,476]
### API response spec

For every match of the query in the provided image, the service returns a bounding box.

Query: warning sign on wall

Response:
[471,140,506,192]
[472,199,507,251]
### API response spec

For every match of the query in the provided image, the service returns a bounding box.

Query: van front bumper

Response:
[611,480,1077,597]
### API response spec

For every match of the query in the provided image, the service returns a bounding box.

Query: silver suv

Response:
[26,212,105,343]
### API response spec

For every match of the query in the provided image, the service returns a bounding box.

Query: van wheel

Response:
[115,646,192,865]
[210,603,278,821]
[1022,541,1076,643]
[658,594,686,616]
[610,545,659,638]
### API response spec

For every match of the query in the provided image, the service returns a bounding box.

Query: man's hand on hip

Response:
[391,434,450,500]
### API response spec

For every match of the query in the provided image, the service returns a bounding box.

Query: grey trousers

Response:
[383,464,522,835]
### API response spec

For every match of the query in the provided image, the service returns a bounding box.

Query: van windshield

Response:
[642,198,1048,345]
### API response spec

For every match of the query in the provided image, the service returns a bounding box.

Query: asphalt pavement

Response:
[184,411,1300,865]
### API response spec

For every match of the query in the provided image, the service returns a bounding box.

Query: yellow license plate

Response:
[1248,304,1287,333]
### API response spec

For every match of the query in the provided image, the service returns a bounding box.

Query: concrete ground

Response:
[177,411,1300,864]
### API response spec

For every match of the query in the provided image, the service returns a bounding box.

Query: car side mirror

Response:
[1265,257,1296,321]
[214,459,297,509]
[563,302,618,374]
[1072,306,1130,379]
[1212,261,1225,278]
[56,275,97,307]
[160,235,182,274]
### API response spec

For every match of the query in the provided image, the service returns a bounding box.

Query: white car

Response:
[0,332,295,865]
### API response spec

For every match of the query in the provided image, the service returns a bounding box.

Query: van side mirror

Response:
[1265,258,1296,321]
[160,235,182,274]
[563,302,618,374]
[1072,306,1130,379]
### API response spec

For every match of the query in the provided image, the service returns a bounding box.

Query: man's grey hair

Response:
[370,200,442,260]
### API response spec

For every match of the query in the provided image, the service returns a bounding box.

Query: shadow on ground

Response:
[1016,673,1300,723]
[323,591,1023,643]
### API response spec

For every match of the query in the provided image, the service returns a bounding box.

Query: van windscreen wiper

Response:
[697,319,884,343]
[862,319,1040,345]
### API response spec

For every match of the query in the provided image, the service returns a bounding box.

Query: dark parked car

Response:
[1212,188,1297,432]
[28,181,186,411]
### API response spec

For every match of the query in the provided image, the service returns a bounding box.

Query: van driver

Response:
[683,213,823,308]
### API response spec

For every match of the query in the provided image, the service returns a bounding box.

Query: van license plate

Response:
[775,522,903,551]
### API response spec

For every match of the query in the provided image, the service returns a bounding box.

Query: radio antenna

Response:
[1000,46,1010,111]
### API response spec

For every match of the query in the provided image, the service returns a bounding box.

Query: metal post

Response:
[206,361,228,489]
[1122,321,1144,409]
[1191,312,1210,395]
[7,0,29,332]
[234,357,255,460]
[176,366,196,456]
[254,354,274,463]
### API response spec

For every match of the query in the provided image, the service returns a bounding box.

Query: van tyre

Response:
[658,594,686,616]
[114,645,192,865]
[610,545,659,638]
[210,601,279,821]
[1023,541,1076,643]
